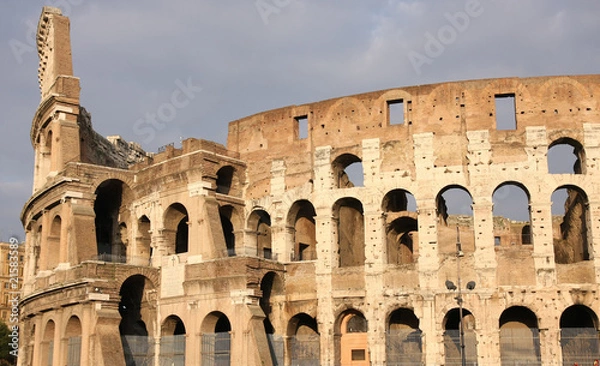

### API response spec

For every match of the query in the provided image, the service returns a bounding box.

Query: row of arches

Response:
[333,137,586,189]
[29,176,592,274]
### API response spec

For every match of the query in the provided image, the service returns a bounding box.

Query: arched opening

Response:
[334,198,365,267]
[437,186,475,254]
[94,179,132,262]
[387,308,422,365]
[46,129,54,171]
[332,154,364,188]
[288,200,317,261]
[551,186,590,264]
[201,312,232,365]
[287,313,319,366]
[136,216,152,265]
[164,203,189,255]
[63,316,82,366]
[219,206,236,257]
[261,272,284,365]
[216,166,235,194]
[34,225,42,274]
[386,216,418,265]
[560,305,599,365]
[443,308,477,365]
[161,316,186,366]
[383,190,418,265]
[337,310,369,365]
[548,138,585,174]
[119,275,156,366]
[249,210,273,259]
[499,306,541,365]
[42,320,55,366]
[492,183,532,246]
[47,215,61,269]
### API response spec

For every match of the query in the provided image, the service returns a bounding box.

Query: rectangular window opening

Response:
[495,94,516,130]
[388,99,404,125]
[295,115,308,139]
[494,236,501,246]
[351,349,366,361]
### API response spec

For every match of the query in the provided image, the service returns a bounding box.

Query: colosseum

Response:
[18,6,600,366]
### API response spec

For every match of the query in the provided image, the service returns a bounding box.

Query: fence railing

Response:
[289,334,320,366]
[499,328,541,365]
[386,329,423,366]
[561,328,600,366]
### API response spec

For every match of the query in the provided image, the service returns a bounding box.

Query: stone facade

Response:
[19,6,600,366]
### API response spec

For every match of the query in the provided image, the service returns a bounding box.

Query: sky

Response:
[1,0,599,241]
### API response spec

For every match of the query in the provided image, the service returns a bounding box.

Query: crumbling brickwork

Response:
[18,6,600,366]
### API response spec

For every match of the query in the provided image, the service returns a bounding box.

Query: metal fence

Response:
[289,334,320,366]
[160,335,186,366]
[386,329,423,366]
[121,335,154,366]
[443,330,478,366]
[561,327,600,366]
[202,332,231,366]
[66,336,82,366]
[267,334,284,365]
[499,328,541,365]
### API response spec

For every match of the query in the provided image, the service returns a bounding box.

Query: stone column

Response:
[530,200,556,286]
[314,211,335,365]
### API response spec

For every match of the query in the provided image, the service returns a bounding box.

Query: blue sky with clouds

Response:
[1,0,599,240]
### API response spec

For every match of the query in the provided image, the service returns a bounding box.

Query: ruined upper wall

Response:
[36,6,78,102]
[227,75,600,197]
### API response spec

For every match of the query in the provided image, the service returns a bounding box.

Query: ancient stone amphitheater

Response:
[19,6,600,366]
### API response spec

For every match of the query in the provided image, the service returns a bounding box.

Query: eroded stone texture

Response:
[18,6,600,366]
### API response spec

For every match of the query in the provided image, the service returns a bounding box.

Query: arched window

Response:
[437,186,474,254]
[387,308,422,364]
[288,314,319,365]
[551,186,590,264]
[201,312,231,365]
[219,205,236,257]
[47,215,61,269]
[383,189,418,265]
[164,203,189,255]
[119,275,156,366]
[499,306,541,365]
[332,154,364,187]
[136,216,151,264]
[249,210,272,259]
[63,316,82,366]
[42,320,55,366]
[443,308,477,365]
[288,200,317,261]
[161,316,186,366]
[216,166,235,194]
[338,310,369,365]
[333,198,365,267]
[492,183,531,246]
[548,138,585,174]
[560,305,599,365]
[94,179,133,262]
